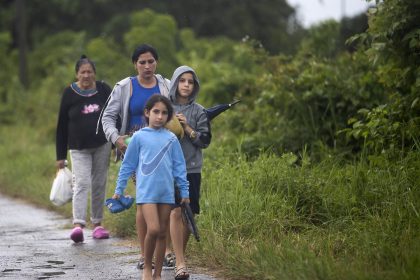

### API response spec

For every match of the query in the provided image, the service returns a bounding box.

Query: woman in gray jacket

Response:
[101,44,170,154]
[101,44,171,269]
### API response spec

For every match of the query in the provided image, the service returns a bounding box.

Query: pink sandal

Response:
[70,226,84,243]
[92,226,109,239]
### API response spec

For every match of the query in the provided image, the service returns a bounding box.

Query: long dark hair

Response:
[143,95,173,124]
[131,44,159,63]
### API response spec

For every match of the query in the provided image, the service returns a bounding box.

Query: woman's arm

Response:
[102,85,123,145]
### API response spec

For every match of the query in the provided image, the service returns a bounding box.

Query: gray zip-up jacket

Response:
[100,74,170,145]
[169,66,211,173]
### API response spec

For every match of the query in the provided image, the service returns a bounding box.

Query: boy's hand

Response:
[176,113,188,127]
[112,194,120,200]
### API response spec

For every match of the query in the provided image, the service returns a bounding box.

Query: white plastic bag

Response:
[50,167,73,206]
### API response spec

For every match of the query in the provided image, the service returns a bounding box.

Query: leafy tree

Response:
[1,0,304,55]
[85,38,129,86]
[0,31,21,124]
[297,20,341,59]
[339,13,369,53]
[343,0,420,154]
[123,9,179,78]
[165,0,304,54]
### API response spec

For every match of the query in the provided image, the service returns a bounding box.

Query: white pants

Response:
[70,142,111,226]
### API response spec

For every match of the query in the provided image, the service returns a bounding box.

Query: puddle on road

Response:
[2,268,22,272]
[37,271,66,279]
[47,260,65,265]
[32,260,75,279]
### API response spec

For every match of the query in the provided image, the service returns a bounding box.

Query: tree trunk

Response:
[16,0,28,88]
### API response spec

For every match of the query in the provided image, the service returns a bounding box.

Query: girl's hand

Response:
[112,193,120,200]
[180,198,190,205]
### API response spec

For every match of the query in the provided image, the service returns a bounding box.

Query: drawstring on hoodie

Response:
[96,83,117,135]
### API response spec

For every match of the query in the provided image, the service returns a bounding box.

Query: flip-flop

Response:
[163,252,176,268]
[119,195,134,209]
[105,195,135,214]
[105,198,125,213]
[175,266,190,280]
[136,256,154,270]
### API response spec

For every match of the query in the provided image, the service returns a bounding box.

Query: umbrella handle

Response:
[229,100,241,107]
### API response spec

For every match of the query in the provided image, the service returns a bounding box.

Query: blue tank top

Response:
[129,77,161,132]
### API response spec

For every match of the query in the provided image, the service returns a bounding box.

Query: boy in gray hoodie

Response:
[168,65,211,279]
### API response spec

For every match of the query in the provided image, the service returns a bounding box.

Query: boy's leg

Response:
[182,173,201,251]
[164,227,174,266]
[170,207,187,268]
[182,218,190,253]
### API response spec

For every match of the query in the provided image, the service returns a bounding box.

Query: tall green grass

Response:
[0,124,419,279]
[187,145,420,279]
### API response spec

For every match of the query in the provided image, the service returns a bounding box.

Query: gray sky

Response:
[287,0,371,27]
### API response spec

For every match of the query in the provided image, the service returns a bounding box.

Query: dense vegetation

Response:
[0,0,419,279]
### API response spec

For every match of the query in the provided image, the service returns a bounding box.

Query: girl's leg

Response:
[90,142,111,226]
[153,204,172,279]
[141,204,160,280]
[136,206,147,264]
[136,205,161,269]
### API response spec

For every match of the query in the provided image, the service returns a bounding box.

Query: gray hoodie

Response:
[169,66,211,173]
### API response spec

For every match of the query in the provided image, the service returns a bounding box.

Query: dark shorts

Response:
[175,173,201,215]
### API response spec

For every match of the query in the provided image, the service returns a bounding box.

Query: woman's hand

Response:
[180,197,190,205]
[115,135,128,153]
[56,160,66,170]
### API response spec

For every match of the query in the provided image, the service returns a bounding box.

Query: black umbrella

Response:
[181,202,200,242]
[205,100,241,121]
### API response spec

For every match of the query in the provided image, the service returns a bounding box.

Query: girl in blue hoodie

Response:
[113,94,189,280]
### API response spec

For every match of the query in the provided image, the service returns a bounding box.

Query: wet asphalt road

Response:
[0,195,217,280]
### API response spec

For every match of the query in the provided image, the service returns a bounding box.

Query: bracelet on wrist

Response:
[189,130,197,140]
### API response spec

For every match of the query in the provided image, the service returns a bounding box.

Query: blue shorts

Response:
[175,173,201,214]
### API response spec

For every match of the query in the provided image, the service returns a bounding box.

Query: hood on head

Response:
[169,65,200,104]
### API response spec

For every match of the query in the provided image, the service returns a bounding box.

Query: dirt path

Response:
[0,195,217,280]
